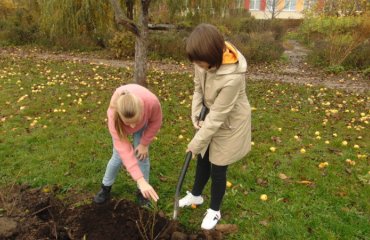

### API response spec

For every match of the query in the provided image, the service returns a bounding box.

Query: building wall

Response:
[244,0,322,19]
[297,0,304,11]
[250,10,304,19]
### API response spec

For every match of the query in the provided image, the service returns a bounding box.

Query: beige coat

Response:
[188,49,251,166]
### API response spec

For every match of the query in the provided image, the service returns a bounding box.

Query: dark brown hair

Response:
[186,23,225,69]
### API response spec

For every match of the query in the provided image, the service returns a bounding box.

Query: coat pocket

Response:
[220,117,232,130]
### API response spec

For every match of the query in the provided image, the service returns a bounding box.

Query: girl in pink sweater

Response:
[94,84,162,205]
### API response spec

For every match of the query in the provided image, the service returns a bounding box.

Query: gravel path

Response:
[1,43,368,93]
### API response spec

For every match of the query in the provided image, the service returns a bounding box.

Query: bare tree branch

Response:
[110,0,140,36]
[265,0,291,19]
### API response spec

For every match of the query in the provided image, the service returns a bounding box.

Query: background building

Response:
[244,0,325,19]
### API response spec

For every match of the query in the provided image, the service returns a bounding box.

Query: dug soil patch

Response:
[0,185,230,240]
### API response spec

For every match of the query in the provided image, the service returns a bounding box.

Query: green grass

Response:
[1,55,369,239]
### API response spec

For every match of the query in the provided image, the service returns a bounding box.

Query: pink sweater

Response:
[107,84,162,180]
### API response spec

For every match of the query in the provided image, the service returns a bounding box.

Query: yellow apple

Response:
[260,194,268,201]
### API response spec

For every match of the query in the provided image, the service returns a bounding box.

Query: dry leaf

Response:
[259,220,269,226]
[256,178,268,187]
[159,176,167,182]
[271,136,282,144]
[336,191,347,197]
[278,173,288,180]
[345,168,352,174]
[273,160,281,168]
[297,180,313,185]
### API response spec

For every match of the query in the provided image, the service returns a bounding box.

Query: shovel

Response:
[173,104,209,220]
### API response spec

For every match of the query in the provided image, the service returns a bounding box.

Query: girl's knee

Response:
[108,157,122,168]
[211,165,228,179]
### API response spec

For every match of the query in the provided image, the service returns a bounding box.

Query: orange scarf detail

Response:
[222,42,238,64]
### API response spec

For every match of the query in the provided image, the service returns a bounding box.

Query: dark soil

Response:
[0,185,226,240]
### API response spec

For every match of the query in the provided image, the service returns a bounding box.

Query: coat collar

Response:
[194,45,247,76]
[216,48,247,75]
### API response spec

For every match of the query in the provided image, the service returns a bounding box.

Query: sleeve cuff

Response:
[140,138,150,146]
[128,165,144,181]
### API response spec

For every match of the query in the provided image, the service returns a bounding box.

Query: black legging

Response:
[191,148,228,211]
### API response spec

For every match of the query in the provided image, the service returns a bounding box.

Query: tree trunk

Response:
[134,0,150,87]
[125,0,134,20]
[135,36,148,86]
[110,0,151,86]
[271,0,276,19]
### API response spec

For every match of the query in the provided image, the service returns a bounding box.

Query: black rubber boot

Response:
[136,190,151,207]
[93,184,111,204]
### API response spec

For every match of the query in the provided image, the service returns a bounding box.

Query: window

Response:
[250,0,261,10]
[284,0,297,11]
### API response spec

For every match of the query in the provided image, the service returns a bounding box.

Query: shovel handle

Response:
[173,105,207,219]
[173,151,192,219]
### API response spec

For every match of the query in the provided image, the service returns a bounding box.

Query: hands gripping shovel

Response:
[173,104,209,220]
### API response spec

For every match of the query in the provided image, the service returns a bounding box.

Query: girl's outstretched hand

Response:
[135,144,148,160]
[136,177,159,202]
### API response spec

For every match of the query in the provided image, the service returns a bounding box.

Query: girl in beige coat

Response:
[179,23,252,230]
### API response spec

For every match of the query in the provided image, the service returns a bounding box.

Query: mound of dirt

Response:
[0,185,233,240]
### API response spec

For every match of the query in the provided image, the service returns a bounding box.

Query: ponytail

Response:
[114,91,142,140]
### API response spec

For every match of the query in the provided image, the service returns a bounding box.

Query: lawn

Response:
[1,55,369,239]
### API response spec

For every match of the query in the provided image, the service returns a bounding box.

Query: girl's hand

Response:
[186,148,196,159]
[135,144,148,160]
[192,120,203,129]
[136,177,159,201]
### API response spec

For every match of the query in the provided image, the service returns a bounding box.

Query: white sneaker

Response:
[179,191,204,207]
[201,209,221,230]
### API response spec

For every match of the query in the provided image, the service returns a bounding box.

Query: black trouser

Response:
[191,148,228,211]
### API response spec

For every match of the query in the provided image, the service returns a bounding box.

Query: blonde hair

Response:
[114,92,142,140]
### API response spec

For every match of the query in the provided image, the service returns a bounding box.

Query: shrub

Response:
[147,30,188,61]
[212,15,252,34]
[281,19,303,30]
[237,18,287,41]
[37,0,112,47]
[342,41,370,70]
[176,20,193,31]
[363,67,370,77]
[215,17,287,64]
[108,31,135,59]
[307,39,330,67]
[109,30,187,62]
[230,31,284,64]
[298,14,370,69]
[325,65,345,74]
[1,8,40,45]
